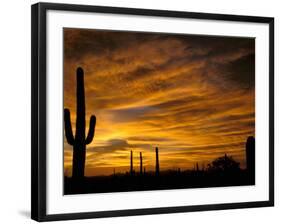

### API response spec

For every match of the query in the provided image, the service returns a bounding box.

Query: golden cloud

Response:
[63,28,255,176]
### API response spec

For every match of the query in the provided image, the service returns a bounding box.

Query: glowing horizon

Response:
[63,28,255,177]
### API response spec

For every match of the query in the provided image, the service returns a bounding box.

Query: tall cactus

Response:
[155,147,159,176]
[246,136,255,183]
[64,67,96,179]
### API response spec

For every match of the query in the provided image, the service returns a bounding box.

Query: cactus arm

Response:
[85,115,96,145]
[64,108,75,145]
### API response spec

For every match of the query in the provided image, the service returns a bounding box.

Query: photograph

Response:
[31,2,274,221]
[63,28,256,195]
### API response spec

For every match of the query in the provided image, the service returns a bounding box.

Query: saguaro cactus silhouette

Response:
[140,152,143,175]
[155,147,160,176]
[130,150,133,175]
[246,136,255,183]
[64,67,96,179]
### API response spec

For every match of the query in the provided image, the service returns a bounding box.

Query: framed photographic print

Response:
[31,2,274,222]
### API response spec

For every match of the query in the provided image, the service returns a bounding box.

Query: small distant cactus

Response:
[140,152,143,175]
[130,150,133,175]
[64,67,96,179]
[155,147,160,176]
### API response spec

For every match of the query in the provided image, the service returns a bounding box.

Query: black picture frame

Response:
[31,2,274,222]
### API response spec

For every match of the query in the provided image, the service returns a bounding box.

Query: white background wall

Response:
[0,0,279,223]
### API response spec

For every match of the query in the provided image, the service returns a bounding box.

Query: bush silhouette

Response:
[207,154,240,174]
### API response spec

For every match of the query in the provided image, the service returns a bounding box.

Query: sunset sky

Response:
[63,28,255,177]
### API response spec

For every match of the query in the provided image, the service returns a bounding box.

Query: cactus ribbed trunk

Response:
[155,147,159,176]
[75,68,86,143]
[140,152,143,175]
[72,145,86,178]
[64,67,96,180]
[73,69,86,178]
